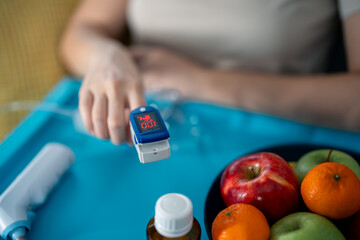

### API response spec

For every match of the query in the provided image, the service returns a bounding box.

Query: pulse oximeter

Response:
[130,106,170,163]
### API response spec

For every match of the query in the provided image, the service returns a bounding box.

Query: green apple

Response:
[270,212,345,240]
[294,149,360,182]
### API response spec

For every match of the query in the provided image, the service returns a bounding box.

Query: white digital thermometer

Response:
[130,106,170,163]
[0,143,75,240]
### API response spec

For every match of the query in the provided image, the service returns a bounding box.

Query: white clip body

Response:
[130,122,170,163]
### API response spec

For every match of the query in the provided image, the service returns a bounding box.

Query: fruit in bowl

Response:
[294,149,360,182]
[212,203,270,240]
[220,152,300,223]
[204,145,360,239]
[270,212,345,240]
[301,162,360,219]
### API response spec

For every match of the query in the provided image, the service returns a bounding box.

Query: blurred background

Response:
[0,0,79,140]
[0,0,348,140]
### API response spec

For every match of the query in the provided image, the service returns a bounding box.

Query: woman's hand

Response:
[79,46,146,145]
[131,46,207,98]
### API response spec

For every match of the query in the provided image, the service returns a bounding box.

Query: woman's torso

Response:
[127,0,338,73]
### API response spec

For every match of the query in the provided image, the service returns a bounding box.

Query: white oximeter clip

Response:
[130,106,170,163]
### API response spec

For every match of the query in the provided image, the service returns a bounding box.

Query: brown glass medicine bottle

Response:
[146,193,201,240]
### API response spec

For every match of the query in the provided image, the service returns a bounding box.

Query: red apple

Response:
[220,152,300,223]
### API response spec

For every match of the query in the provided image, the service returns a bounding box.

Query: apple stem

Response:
[326,149,333,162]
[248,166,260,179]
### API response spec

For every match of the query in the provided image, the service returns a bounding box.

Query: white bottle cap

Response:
[154,193,193,238]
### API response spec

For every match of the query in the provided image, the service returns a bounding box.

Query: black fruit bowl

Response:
[204,144,360,239]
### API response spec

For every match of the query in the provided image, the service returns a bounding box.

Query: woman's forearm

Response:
[199,69,360,131]
[60,23,127,77]
[59,0,129,77]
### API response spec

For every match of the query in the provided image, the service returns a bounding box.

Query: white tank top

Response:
[127,0,360,73]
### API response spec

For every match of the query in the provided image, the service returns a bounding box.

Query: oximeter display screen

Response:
[134,111,163,133]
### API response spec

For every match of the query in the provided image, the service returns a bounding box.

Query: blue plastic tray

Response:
[1,77,360,240]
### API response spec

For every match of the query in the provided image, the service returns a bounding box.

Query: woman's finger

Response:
[78,87,94,135]
[107,82,126,145]
[92,93,110,139]
[127,82,146,111]
[124,108,133,145]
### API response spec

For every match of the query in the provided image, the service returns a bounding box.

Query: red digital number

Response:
[138,114,156,130]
